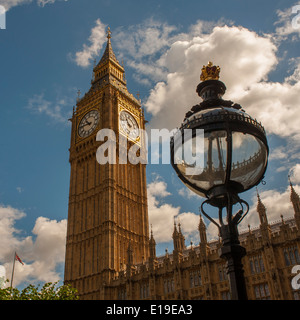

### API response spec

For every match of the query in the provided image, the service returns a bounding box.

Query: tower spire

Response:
[256,188,271,242]
[198,214,207,244]
[92,26,126,87]
[289,175,300,206]
[172,217,185,252]
[256,188,268,225]
[97,26,119,66]
[289,175,300,230]
[149,224,156,254]
[107,26,112,40]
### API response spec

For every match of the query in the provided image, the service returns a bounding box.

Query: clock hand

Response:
[79,120,92,128]
[127,120,132,128]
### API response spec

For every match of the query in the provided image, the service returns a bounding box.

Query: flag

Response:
[15,253,24,265]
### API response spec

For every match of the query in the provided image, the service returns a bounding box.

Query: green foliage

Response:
[0,281,79,300]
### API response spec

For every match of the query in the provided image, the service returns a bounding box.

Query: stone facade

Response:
[102,188,300,300]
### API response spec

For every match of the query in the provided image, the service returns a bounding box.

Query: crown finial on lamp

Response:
[200,61,221,81]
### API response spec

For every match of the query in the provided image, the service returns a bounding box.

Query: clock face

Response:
[78,110,100,138]
[119,110,139,140]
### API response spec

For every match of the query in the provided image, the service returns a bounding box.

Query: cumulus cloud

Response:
[235,80,300,140]
[72,19,107,68]
[0,0,31,10]
[274,1,300,41]
[144,24,280,131]
[238,183,300,233]
[290,163,300,184]
[1,0,68,11]
[108,19,300,144]
[0,205,67,287]
[27,93,73,124]
[147,179,200,245]
[115,18,178,60]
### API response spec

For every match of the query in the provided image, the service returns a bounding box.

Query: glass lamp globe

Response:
[170,63,269,207]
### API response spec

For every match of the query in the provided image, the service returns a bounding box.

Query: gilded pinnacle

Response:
[107,26,112,39]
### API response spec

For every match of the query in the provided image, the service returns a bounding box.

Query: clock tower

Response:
[64,28,149,299]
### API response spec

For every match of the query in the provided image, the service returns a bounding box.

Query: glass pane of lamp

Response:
[230,132,268,190]
[174,130,227,194]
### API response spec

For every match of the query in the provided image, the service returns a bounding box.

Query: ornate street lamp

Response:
[170,62,269,300]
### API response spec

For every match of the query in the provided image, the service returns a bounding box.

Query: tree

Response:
[0,281,78,300]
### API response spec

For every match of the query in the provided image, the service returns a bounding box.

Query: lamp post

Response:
[170,62,269,300]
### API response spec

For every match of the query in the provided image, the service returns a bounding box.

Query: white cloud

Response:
[290,163,300,184]
[147,180,171,198]
[99,20,299,145]
[37,0,64,7]
[147,179,200,244]
[235,80,300,141]
[144,24,279,131]
[115,18,178,60]
[0,206,26,260]
[274,2,300,41]
[238,184,300,232]
[1,0,68,11]
[269,146,287,161]
[0,0,31,10]
[113,18,233,85]
[72,19,107,68]
[27,93,72,124]
[147,180,179,243]
[113,19,182,83]
[178,187,198,200]
[132,21,300,147]
[0,205,67,287]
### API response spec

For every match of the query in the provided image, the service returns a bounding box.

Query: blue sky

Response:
[0,0,300,288]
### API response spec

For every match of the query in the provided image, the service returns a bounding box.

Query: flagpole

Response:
[10,252,16,288]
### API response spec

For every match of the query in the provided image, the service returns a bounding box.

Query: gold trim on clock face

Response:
[78,110,100,138]
[119,110,140,141]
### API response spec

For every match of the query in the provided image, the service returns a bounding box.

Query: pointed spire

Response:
[107,26,111,40]
[289,175,300,205]
[199,215,207,244]
[172,217,178,237]
[178,222,182,234]
[199,214,206,230]
[289,176,300,231]
[178,221,186,250]
[256,188,268,225]
[97,26,119,67]
[256,188,266,213]
[148,225,157,271]
[172,217,185,252]
[149,225,156,246]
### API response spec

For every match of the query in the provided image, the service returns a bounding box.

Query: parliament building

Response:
[64,29,300,300]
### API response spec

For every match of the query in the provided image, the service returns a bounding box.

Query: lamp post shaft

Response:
[219,223,248,300]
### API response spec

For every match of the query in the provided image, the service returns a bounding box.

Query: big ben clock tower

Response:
[64,28,149,300]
